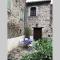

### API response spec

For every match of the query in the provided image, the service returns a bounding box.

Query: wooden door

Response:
[33,28,42,40]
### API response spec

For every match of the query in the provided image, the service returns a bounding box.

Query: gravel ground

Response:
[8,45,34,60]
[8,36,33,51]
[8,36,33,60]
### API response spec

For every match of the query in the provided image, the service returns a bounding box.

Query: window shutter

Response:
[36,7,38,16]
[28,7,30,16]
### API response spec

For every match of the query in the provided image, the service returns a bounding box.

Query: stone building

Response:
[7,0,26,38]
[25,0,53,39]
[7,0,53,39]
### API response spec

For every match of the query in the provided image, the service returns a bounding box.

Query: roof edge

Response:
[26,0,51,3]
[26,0,51,6]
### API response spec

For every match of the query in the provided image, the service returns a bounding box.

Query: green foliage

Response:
[21,51,45,60]
[24,27,32,38]
[34,38,52,59]
[20,38,53,60]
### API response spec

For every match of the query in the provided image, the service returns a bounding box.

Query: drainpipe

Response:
[18,0,20,22]
[24,2,28,28]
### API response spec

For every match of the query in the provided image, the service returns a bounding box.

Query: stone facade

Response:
[25,2,53,38]
[7,0,52,38]
[7,0,26,38]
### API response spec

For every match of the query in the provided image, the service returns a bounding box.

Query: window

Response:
[36,23,38,27]
[30,7,36,16]
[20,29,22,34]
[48,35,50,37]
[16,0,18,3]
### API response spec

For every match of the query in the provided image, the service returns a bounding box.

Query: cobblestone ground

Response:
[8,45,34,60]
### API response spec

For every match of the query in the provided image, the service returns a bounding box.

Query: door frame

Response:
[33,27,43,40]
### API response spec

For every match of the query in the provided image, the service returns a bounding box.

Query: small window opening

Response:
[48,35,50,37]
[20,29,21,34]
[16,0,18,3]
[36,23,38,27]
[30,7,36,16]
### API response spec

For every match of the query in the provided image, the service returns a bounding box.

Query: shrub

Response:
[34,38,53,60]
[20,38,53,60]
[21,50,52,60]
[21,51,45,60]
[24,27,32,38]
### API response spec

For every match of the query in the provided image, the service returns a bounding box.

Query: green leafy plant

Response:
[20,38,53,60]
[34,38,52,60]
[24,27,32,38]
[21,51,45,60]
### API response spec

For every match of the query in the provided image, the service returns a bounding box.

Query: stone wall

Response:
[7,0,52,38]
[26,4,52,38]
[7,0,26,38]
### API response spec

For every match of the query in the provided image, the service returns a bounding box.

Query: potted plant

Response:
[23,27,32,48]
[24,27,32,39]
[23,38,32,48]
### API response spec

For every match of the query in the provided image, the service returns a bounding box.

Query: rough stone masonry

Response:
[25,1,53,38]
[7,0,53,38]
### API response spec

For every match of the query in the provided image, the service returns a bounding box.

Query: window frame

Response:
[30,7,36,16]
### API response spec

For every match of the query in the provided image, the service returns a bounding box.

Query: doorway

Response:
[33,27,42,40]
